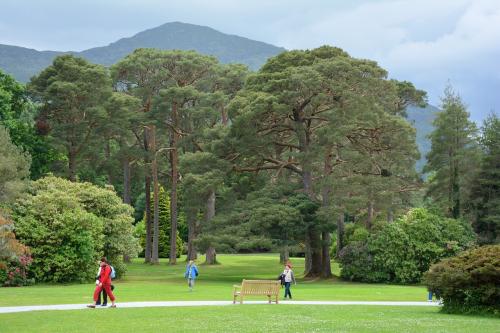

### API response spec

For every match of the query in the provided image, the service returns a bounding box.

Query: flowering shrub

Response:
[1,255,33,287]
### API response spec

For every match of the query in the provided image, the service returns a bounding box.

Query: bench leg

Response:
[240,295,243,304]
[233,294,236,304]
[268,295,271,304]
[276,294,279,304]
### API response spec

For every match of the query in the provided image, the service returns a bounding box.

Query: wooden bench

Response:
[233,279,281,304]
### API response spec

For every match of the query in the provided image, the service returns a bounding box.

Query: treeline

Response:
[1,45,498,282]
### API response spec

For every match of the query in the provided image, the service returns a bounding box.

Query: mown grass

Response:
[0,254,427,306]
[1,305,499,333]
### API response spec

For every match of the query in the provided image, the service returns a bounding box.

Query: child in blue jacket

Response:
[184,260,199,291]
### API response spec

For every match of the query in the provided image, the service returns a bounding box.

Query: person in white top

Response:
[282,264,296,299]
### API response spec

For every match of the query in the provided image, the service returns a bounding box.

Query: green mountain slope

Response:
[0,22,285,82]
[406,104,439,172]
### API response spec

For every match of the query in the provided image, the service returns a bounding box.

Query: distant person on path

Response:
[184,260,199,292]
[87,257,116,308]
[282,263,296,299]
[95,262,115,306]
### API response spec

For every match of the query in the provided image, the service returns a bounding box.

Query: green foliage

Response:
[338,208,475,283]
[0,69,59,179]
[424,245,500,315]
[28,55,112,181]
[0,125,30,203]
[468,114,500,244]
[424,86,480,218]
[12,176,139,282]
[135,187,184,258]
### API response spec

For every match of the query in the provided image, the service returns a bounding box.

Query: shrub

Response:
[12,176,139,283]
[338,208,476,284]
[424,245,500,315]
[0,211,33,286]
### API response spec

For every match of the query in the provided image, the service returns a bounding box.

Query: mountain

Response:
[407,104,439,172]
[0,22,285,83]
[0,22,435,171]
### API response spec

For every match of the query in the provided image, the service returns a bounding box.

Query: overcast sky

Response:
[1,0,499,121]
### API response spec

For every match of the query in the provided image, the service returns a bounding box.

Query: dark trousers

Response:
[96,284,115,304]
[284,282,292,298]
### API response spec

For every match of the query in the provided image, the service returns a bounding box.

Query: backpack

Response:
[110,265,116,279]
[278,273,286,285]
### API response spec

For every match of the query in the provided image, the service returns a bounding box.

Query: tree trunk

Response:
[205,247,217,265]
[169,102,179,265]
[144,174,152,263]
[387,209,394,223]
[366,201,374,229]
[336,213,345,256]
[105,139,114,185]
[187,209,197,261]
[123,158,131,204]
[151,126,160,264]
[319,148,333,278]
[305,229,322,277]
[279,245,290,264]
[221,104,228,126]
[321,231,332,278]
[144,127,152,263]
[68,150,77,182]
[204,189,217,265]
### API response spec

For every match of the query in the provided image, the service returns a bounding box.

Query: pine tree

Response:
[424,86,480,218]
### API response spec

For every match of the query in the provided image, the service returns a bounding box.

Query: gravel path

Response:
[0,300,440,314]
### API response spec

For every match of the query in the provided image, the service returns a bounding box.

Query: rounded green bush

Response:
[424,245,500,315]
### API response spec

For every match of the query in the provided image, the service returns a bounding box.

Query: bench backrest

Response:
[240,280,281,295]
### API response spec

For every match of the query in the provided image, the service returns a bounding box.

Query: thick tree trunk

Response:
[151,126,160,264]
[366,201,374,229]
[336,213,345,256]
[321,231,332,278]
[204,189,217,265]
[205,247,217,265]
[187,209,197,261]
[123,158,131,204]
[279,245,290,264]
[305,229,322,277]
[169,102,179,265]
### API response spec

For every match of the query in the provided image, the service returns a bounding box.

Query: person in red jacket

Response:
[87,257,116,308]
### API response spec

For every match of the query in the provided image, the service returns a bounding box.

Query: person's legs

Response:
[188,279,194,291]
[96,289,102,305]
[102,288,108,305]
[102,283,116,306]
[87,284,103,307]
[284,282,291,299]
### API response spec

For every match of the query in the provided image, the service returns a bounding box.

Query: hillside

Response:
[0,22,285,82]
[407,104,439,172]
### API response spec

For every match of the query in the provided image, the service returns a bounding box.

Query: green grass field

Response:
[1,254,498,333]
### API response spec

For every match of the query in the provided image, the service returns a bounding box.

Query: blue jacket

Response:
[184,264,198,280]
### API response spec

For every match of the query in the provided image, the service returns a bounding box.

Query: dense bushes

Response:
[0,212,33,286]
[338,208,475,283]
[424,245,500,315]
[12,176,139,283]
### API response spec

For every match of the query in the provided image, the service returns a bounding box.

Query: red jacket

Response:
[99,265,112,285]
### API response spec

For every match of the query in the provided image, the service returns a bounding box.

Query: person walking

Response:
[184,260,199,292]
[87,257,116,308]
[95,263,115,306]
[282,263,296,299]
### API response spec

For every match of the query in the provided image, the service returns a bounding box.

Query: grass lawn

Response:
[0,254,427,306]
[1,306,499,333]
[1,254,498,332]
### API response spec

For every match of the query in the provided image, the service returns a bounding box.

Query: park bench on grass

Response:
[233,279,281,304]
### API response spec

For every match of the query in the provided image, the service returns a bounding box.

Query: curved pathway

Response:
[0,301,440,314]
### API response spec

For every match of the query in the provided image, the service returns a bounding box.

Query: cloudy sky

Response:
[1,0,499,121]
